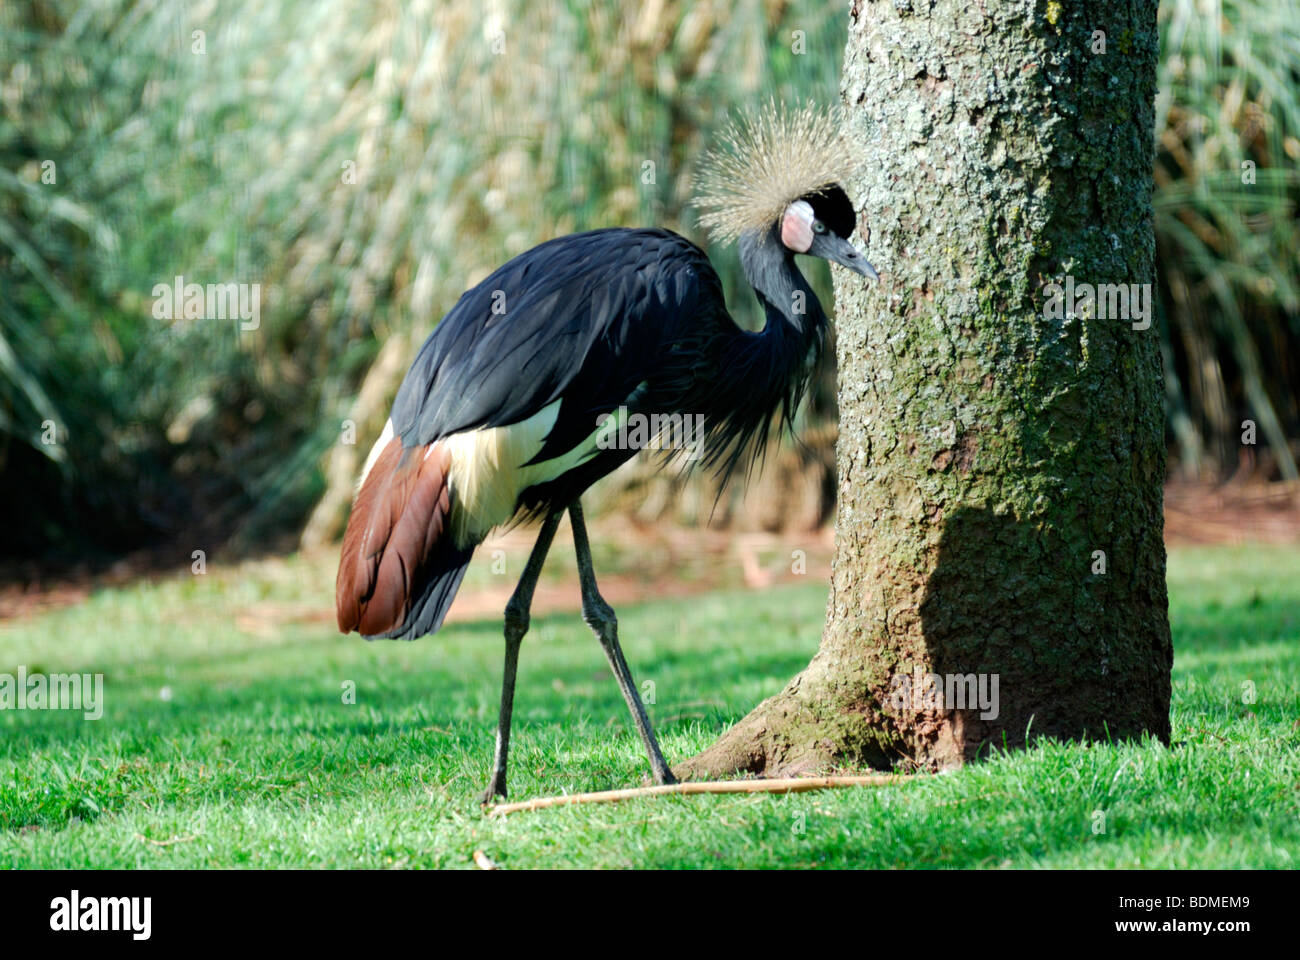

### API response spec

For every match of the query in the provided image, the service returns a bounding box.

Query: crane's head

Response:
[693,102,878,280]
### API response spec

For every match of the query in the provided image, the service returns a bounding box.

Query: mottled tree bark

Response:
[680,0,1171,777]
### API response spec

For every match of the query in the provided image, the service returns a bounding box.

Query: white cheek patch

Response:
[780,200,815,253]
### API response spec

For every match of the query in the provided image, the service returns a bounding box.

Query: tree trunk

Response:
[680,0,1171,778]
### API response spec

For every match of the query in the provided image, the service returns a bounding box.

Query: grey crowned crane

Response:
[336,105,877,801]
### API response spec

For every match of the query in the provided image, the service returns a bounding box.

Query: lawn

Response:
[1,542,1297,868]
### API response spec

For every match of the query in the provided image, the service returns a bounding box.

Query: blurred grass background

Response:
[1,0,1298,567]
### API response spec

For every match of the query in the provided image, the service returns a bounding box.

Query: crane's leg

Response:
[568,500,676,785]
[482,510,562,804]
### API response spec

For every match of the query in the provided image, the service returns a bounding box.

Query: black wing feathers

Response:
[389,228,721,453]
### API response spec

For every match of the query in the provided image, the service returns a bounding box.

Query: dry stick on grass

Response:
[488,775,903,817]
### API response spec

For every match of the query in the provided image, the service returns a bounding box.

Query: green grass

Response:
[1,543,1297,868]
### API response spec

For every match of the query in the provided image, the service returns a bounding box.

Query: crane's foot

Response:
[568,500,674,786]
[478,513,563,807]
[481,609,530,807]
[581,587,676,786]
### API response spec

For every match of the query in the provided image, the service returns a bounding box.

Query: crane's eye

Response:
[813,220,827,235]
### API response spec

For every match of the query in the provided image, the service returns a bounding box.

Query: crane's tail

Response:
[335,438,475,640]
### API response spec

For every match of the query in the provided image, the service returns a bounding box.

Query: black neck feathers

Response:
[695,225,829,489]
[738,224,827,339]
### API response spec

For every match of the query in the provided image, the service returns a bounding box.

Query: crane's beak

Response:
[810,233,879,280]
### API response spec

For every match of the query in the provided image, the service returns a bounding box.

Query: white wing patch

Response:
[442,400,617,546]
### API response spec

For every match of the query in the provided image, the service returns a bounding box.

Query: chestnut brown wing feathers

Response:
[336,440,461,638]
